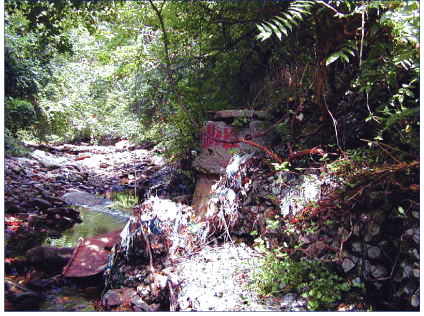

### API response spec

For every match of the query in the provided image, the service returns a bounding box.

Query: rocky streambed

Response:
[4,140,420,311]
[4,140,278,311]
[4,140,172,311]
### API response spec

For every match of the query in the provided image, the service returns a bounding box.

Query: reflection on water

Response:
[44,208,128,248]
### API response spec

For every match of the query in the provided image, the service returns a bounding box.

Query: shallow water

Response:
[44,207,128,248]
[39,282,103,312]
[38,191,137,311]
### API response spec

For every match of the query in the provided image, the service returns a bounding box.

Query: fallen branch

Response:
[167,277,178,311]
[141,227,155,276]
[286,144,326,163]
[62,237,85,277]
[240,138,283,164]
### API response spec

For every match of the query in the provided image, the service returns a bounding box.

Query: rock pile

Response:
[4,142,174,253]
[4,140,193,311]
[204,153,333,239]
[202,153,420,311]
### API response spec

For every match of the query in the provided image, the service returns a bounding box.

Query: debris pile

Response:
[100,197,210,311]
[204,153,334,239]
[98,194,285,311]
[202,153,419,311]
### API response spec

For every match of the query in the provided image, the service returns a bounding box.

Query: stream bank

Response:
[4,139,420,311]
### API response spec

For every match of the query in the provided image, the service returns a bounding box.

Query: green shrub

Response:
[249,250,364,311]
[5,98,37,135]
[5,129,30,157]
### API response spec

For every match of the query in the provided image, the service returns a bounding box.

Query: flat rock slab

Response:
[62,231,121,277]
[61,190,113,208]
[61,190,130,220]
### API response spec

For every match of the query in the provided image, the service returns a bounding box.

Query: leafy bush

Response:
[5,129,30,157]
[249,251,364,311]
[5,98,37,135]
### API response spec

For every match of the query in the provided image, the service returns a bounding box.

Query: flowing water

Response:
[37,190,138,311]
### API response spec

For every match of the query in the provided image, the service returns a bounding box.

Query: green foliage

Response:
[5,98,37,135]
[4,129,30,157]
[353,2,420,160]
[326,41,357,66]
[273,161,291,172]
[111,192,139,211]
[33,25,145,143]
[275,119,291,142]
[249,253,364,311]
[256,1,313,41]
[4,0,419,167]
[4,12,50,99]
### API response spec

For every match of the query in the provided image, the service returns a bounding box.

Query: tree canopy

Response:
[4,0,419,163]
[3,1,420,311]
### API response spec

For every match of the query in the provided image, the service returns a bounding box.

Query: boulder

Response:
[5,201,21,214]
[30,149,69,170]
[26,246,74,272]
[102,288,137,310]
[131,296,151,311]
[25,198,52,211]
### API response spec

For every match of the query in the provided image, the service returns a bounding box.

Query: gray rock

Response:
[131,296,151,311]
[5,202,21,214]
[26,198,52,211]
[364,221,380,242]
[136,284,150,297]
[5,279,42,311]
[351,241,362,253]
[410,290,419,308]
[370,264,387,279]
[367,246,381,259]
[102,290,122,308]
[154,274,169,291]
[280,293,296,308]
[406,227,419,245]
[26,246,74,271]
[402,282,416,295]
[41,195,67,206]
[407,248,419,261]
[30,150,69,170]
[342,256,358,273]
[370,209,385,223]
[280,293,308,311]
[271,185,281,196]
[402,265,413,279]
[413,268,419,278]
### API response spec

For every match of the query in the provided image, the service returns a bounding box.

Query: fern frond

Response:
[275,119,292,142]
[256,0,314,42]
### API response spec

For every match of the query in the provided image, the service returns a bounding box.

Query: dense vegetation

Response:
[5,1,419,159]
[4,0,419,311]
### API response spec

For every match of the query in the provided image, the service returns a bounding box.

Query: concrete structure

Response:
[191,111,271,217]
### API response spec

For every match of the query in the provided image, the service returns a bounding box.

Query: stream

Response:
[4,141,170,311]
[7,139,408,311]
[35,190,136,312]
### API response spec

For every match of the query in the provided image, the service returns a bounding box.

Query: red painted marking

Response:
[202,123,239,150]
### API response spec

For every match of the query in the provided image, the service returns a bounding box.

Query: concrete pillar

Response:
[191,111,271,218]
